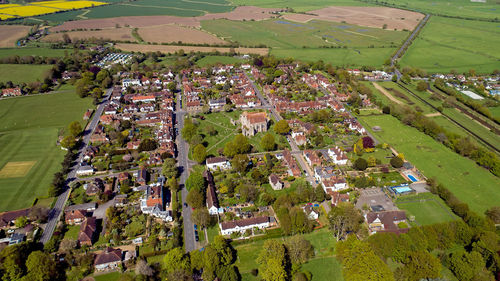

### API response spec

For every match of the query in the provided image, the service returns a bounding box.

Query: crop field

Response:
[0,47,67,58]
[0,25,31,47]
[363,0,500,21]
[399,16,500,74]
[0,89,92,212]
[115,43,268,56]
[0,0,106,20]
[283,6,424,31]
[202,18,406,66]
[43,28,135,43]
[358,114,500,214]
[396,193,458,226]
[138,25,227,45]
[0,64,52,83]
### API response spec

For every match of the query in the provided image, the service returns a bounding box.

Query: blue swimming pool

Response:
[407,174,418,182]
[390,184,414,195]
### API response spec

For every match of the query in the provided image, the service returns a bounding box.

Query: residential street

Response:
[244,72,315,183]
[40,88,112,244]
[175,88,196,253]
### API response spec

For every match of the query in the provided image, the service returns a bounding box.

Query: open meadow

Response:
[399,16,500,74]
[0,64,52,83]
[358,114,500,214]
[42,28,136,42]
[0,88,92,211]
[196,55,246,67]
[115,43,268,56]
[202,18,406,66]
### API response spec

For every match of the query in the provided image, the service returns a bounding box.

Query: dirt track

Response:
[373,82,403,105]
[283,6,424,30]
[115,43,268,55]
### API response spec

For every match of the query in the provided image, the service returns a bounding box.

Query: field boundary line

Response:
[373,82,402,104]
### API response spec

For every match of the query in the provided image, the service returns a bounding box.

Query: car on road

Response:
[194,224,197,230]
[183,202,188,208]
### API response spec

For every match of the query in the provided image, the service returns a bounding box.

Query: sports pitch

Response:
[0,89,92,212]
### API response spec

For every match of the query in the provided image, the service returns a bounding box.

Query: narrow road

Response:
[244,72,315,182]
[40,88,112,244]
[391,14,430,78]
[175,81,196,253]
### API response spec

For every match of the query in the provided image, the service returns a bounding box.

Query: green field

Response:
[363,0,500,21]
[93,271,122,281]
[196,55,246,67]
[230,0,370,11]
[396,193,458,226]
[0,90,92,211]
[202,18,406,67]
[0,64,52,83]
[63,225,80,240]
[26,0,234,23]
[400,16,500,74]
[234,228,342,280]
[0,48,68,58]
[358,114,500,214]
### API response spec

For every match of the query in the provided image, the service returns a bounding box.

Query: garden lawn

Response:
[0,64,52,83]
[93,271,122,281]
[396,193,458,226]
[197,111,240,156]
[206,224,219,244]
[0,90,92,211]
[234,228,339,278]
[400,16,500,74]
[301,256,344,281]
[358,114,500,213]
[63,225,80,240]
[196,55,246,67]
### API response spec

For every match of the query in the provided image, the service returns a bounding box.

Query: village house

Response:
[186,100,202,113]
[303,205,319,220]
[321,177,348,192]
[283,149,301,177]
[220,216,270,236]
[122,79,141,89]
[1,88,22,97]
[136,167,148,185]
[240,111,268,137]
[132,95,155,104]
[0,208,30,229]
[84,179,104,196]
[366,211,408,234]
[205,171,221,215]
[94,247,122,271]
[76,165,94,177]
[328,146,348,165]
[209,98,226,111]
[206,157,231,171]
[65,202,97,213]
[269,174,283,190]
[330,191,350,206]
[78,217,97,246]
[303,150,322,167]
[140,182,172,222]
[65,209,87,225]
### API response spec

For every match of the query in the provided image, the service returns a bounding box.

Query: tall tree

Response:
[163,247,190,274]
[187,189,204,209]
[162,158,178,178]
[286,235,314,265]
[24,251,57,281]
[274,120,291,135]
[193,144,207,164]
[260,133,276,151]
[398,251,441,281]
[328,203,364,241]
[257,240,289,281]
[231,154,249,173]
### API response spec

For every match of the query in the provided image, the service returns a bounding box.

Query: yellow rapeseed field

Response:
[0,0,106,20]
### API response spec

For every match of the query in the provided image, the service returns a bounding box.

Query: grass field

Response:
[93,271,122,281]
[400,16,500,74]
[196,55,246,67]
[363,0,500,21]
[0,47,68,58]
[63,225,80,240]
[202,18,406,66]
[230,0,370,11]
[234,228,341,280]
[0,89,92,211]
[358,114,500,214]
[396,193,458,226]
[0,64,52,83]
